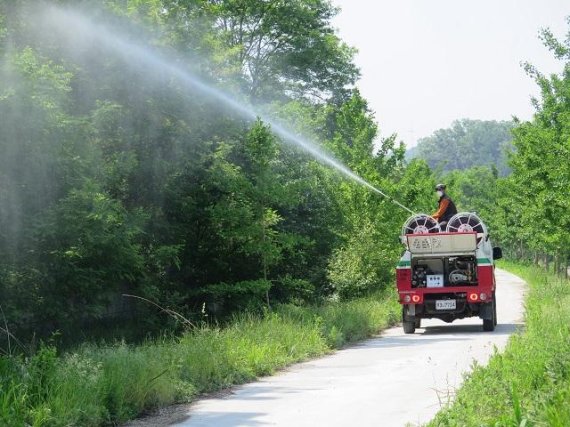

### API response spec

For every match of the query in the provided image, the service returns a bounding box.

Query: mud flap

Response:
[479,302,493,320]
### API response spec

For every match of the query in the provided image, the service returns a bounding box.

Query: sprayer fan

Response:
[446,212,487,236]
[401,214,441,237]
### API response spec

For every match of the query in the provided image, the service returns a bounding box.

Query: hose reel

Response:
[400,212,488,246]
[445,212,487,236]
[401,214,441,237]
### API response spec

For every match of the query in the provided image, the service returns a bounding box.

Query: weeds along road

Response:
[137,269,527,427]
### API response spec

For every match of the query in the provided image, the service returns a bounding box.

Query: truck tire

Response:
[493,293,498,327]
[403,320,416,334]
[414,317,422,329]
[483,296,496,332]
[402,307,416,334]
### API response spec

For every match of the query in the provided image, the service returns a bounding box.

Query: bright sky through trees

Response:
[332,0,570,147]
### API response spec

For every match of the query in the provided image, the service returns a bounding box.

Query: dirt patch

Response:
[123,404,192,427]
[123,389,237,426]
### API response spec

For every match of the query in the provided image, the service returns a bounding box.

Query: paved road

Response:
[153,269,527,427]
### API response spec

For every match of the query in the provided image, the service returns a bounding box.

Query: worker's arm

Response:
[432,198,450,220]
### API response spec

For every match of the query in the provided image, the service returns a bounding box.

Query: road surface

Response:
[135,268,527,427]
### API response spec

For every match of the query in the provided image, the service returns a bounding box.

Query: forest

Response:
[406,118,514,176]
[0,0,438,343]
[1,1,568,345]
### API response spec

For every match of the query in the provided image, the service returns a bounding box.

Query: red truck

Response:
[396,212,502,334]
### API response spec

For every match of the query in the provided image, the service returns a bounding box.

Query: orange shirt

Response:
[432,198,450,220]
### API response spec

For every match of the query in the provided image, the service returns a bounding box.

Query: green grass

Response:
[0,291,399,426]
[429,260,570,427]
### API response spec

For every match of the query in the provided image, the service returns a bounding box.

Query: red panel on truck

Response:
[396,268,411,290]
[477,265,494,288]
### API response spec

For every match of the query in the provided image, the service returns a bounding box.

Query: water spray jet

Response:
[35,4,415,215]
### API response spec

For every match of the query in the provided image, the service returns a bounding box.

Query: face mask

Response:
[437,191,444,198]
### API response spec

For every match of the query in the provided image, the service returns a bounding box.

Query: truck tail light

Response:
[403,295,411,303]
[480,293,487,301]
[469,293,479,302]
[412,295,421,303]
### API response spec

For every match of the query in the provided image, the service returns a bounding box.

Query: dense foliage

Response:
[500,24,570,272]
[432,22,570,274]
[0,0,434,341]
[407,119,513,175]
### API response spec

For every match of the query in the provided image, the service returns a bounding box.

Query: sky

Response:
[331,0,570,147]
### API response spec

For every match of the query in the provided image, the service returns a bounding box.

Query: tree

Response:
[202,0,359,101]
[483,18,570,272]
[33,183,146,327]
[0,0,440,339]
[409,119,514,175]
[443,166,498,219]
[323,92,432,297]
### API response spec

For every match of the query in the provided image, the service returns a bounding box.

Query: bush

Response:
[328,223,396,299]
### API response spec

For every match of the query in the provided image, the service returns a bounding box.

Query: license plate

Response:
[435,300,456,310]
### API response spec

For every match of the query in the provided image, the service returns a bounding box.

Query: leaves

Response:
[0,1,432,339]
[409,119,514,176]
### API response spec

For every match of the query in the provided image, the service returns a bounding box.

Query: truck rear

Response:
[396,212,502,334]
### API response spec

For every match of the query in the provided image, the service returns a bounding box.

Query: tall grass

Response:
[0,291,399,426]
[429,261,570,427]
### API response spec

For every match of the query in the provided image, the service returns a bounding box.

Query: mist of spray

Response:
[36,5,415,215]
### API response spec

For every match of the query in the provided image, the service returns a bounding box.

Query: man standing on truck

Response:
[432,183,457,230]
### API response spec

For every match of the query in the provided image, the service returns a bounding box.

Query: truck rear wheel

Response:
[483,296,496,332]
[493,293,498,327]
[402,307,416,334]
[403,320,416,334]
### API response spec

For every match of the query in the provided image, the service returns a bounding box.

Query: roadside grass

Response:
[0,290,399,426]
[429,261,570,427]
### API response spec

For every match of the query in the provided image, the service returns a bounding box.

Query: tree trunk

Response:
[261,208,271,310]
